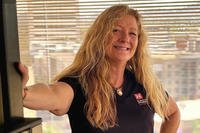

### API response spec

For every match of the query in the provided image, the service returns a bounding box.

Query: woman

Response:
[19,4,180,133]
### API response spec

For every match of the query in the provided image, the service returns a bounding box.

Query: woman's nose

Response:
[120,31,130,43]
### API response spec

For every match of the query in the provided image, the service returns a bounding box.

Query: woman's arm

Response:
[19,63,74,116]
[23,82,74,116]
[160,96,180,133]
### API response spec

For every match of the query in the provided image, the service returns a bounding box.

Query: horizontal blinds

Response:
[129,1,200,55]
[16,0,124,56]
[17,1,200,129]
[17,0,200,56]
[16,3,200,131]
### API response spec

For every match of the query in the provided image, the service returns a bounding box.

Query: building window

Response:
[16,0,200,133]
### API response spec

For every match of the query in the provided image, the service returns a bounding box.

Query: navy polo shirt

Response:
[59,70,155,133]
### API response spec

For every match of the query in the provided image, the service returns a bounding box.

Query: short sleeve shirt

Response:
[59,70,155,133]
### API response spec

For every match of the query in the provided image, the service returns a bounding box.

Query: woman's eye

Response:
[113,29,120,32]
[130,32,137,36]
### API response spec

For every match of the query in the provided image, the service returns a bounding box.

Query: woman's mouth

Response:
[113,45,130,51]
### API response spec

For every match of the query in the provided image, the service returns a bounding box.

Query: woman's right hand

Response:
[18,63,29,89]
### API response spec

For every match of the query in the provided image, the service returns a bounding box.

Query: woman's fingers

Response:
[18,63,29,88]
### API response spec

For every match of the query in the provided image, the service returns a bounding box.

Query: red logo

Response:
[133,93,143,100]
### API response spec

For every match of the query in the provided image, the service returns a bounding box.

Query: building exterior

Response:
[153,55,200,100]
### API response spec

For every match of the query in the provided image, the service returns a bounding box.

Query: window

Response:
[16,0,200,133]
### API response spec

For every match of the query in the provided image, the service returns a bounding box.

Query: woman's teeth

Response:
[114,46,129,50]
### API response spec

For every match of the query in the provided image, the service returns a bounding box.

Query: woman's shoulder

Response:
[59,76,79,83]
[58,76,82,93]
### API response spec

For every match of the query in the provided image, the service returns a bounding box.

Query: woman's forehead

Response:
[114,15,138,30]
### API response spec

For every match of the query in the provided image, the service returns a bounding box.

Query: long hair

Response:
[54,4,168,130]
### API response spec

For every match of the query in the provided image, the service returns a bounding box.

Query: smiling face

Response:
[106,15,139,65]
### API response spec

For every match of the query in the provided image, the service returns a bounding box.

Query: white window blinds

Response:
[17,0,200,98]
[16,0,133,57]
[16,1,200,132]
[17,0,200,56]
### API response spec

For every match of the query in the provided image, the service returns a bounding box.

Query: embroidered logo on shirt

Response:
[134,93,143,100]
[133,92,148,106]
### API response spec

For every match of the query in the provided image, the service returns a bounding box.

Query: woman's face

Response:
[106,15,139,65]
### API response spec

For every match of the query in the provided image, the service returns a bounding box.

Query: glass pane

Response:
[17,0,200,133]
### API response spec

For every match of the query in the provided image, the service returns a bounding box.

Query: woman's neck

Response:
[108,65,126,88]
